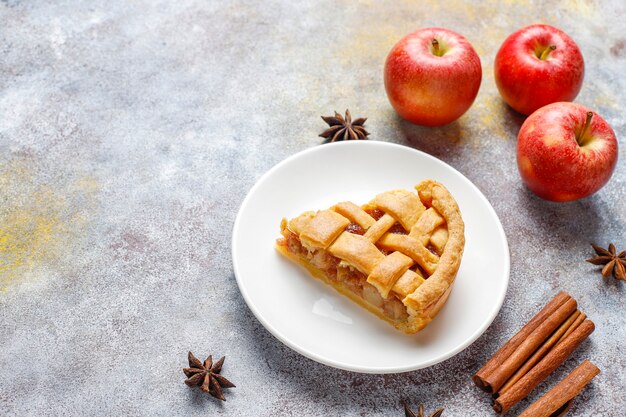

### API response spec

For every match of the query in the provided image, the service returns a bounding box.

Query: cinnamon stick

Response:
[481,297,577,394]
[493,319,595,414]
[497,310,581,397]
[473,292,572,393]
[517,360,600,417]
[551,399,574,417]
[556,312,586,344]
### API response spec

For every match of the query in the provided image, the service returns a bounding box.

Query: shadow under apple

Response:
[392,113,464,162]
[517,186,604,246]
[501,100,527,132]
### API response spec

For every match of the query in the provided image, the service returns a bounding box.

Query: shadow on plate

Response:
[233,272,487,415]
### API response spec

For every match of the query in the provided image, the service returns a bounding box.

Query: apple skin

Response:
[384,27,482,127]
[517,102,618,202]
[495,24,584,116]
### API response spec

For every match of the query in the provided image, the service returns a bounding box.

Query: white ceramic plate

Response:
[232,141,509,373]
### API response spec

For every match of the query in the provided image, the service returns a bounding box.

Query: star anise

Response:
[319,109,369,142]
[183,351,235,401]
[403,401,444,417]
[586,243,626,281]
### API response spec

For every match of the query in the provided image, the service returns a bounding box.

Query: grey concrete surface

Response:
[0,0,624,416]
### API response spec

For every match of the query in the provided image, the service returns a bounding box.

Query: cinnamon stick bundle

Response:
[518,360,600,417]
[497,310,586,396]
[473,291,574,394]
[493,319,595,414]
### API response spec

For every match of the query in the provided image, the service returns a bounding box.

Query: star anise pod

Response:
[319,109,369,142]
[586,243,626,281]
[183,351,235,401]
[403,401,444,417]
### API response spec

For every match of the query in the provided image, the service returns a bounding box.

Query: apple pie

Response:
[275,180,465,334]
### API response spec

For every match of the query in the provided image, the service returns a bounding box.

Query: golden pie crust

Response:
[275,180,465,334]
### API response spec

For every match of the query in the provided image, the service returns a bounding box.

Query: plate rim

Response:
[232,140,510,373]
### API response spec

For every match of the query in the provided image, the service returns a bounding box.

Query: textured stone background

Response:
[0,0,624,416]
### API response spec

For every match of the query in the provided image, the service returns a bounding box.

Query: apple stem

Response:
[431,38,440,56]
[577,112,594,146]
[539,45,556,60]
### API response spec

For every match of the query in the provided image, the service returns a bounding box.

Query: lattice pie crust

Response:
[275,180,465,334]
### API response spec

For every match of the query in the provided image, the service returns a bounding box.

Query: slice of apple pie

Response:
[275,180,465,334]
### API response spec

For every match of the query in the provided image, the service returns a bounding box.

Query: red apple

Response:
[517,102,618,202]
[384,27,482,127]
[495,24,584,115]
